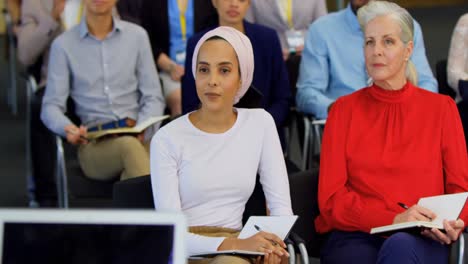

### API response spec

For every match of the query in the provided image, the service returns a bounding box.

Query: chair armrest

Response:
[289,232,309,264]
[54,134,69,208]
[284,237,296,264]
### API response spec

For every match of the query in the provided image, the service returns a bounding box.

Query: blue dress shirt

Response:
[296,4,437,119]
[41,17,165,137]
[182,21,291,128]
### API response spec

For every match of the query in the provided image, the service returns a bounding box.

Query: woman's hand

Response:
[422,219,465,245]
[169,64,185,81]
[218,231,289,264]
[393,205,436,224]
[255,253,289,264]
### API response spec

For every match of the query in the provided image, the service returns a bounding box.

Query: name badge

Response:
[175,51,186,65]
[285,29,304,52]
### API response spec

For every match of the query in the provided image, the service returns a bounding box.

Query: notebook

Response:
[190,215,298,258]
[370,192,468,236]
[0,209,187,264]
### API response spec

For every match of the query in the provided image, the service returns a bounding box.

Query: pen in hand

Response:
[66,128,89,141]
[254,224,278,246]
[397,202,433,221]
[397,202,409,210]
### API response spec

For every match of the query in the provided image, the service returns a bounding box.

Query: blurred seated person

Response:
[245,0,327,97]
[182,0,291,146]
[151,26,292,264]
[447,13,468,149]
[316,2,468,263]
[296,0,437,119]
[41,0,165,181]
[5,0,21,34]
[17,0,87,205]
[245,0,327,60]
[140,0,217,116]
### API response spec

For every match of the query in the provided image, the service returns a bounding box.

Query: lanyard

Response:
[77,1,84,24]
[177,0,188,41]
[62,0,84,30]
[285,0,293,29]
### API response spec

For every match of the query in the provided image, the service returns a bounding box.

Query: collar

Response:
[368,81,415,103]
[344,3,362,33]
[79,16,122,39]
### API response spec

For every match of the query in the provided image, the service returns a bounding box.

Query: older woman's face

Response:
[364,15,413,85]
[195,39,241,112]
[212,0,250,26]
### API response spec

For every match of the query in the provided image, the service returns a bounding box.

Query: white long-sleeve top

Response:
[150,108,293,256]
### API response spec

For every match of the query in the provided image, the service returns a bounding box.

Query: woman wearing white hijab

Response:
[150,26,293,264]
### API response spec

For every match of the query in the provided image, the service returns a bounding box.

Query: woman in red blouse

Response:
[316,1,468,263]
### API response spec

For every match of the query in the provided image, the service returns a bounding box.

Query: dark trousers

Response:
[30,89,57,203]
[321,231,449,264]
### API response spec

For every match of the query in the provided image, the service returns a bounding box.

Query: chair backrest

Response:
[235,85,264,109]
[288,169,322,258]
[435,59,456,99]
[112,175,154,209]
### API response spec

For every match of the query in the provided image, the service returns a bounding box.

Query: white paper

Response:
[238,215,298,240]
[417,192,468,227]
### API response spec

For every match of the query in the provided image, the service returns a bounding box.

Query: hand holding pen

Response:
[218,225,289,262]
[64,124,89,145]
[393,202,436,224]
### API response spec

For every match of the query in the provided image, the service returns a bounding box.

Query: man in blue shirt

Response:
[41,0,165,181]
[296,0,437,119]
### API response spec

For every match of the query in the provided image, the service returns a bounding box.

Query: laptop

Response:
[0,209,186,264]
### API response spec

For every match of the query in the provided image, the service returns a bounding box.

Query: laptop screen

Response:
[0,210,186,264]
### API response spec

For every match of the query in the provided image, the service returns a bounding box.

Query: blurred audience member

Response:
[246,0,327,60]
[447,13,468,148]
[41,0,164,182]
[140,0,217,116]
[245,0,326,99]
[296,0,437,119]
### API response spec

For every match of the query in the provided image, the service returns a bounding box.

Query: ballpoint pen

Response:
[397,202,409,210]
[254,224,278,246]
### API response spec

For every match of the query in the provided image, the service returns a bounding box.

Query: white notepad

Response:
[370,192,468,235]
[190,215,298,258]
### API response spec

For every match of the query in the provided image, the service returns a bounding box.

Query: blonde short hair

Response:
[357,1,418,85]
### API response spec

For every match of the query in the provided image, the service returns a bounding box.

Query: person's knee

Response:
[378,232,419,262]
[210,255,251,264]
[116,136,145,153]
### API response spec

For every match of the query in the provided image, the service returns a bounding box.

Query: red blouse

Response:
[315,82,468,233]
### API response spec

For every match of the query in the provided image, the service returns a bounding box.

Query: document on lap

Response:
[370,192,468,236]
[189,215,298,258]
[86,115,170,140]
